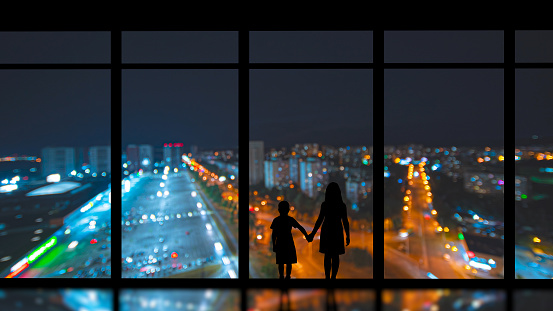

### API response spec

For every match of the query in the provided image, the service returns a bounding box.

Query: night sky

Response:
[385,31,504,63]
[515,69,553,142]
[384,69,504,147]
[515,30,553,63]
[249,69,373,148]
[3,30,553,155]
[0,70,111,156]
[0,32,110,64]
[122,70,238,150]
[122,31,238,63]
[250,31,372,63]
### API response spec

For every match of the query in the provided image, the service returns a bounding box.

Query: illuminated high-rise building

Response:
[249,141,264,186]
[41,147,76,177]
[89,146,111,174]
[163,143,184,168]
[299,157,328,198]
[289,155,300,184]
[126,144,139,172]
[264,157,289,189]
[138,144,154,170]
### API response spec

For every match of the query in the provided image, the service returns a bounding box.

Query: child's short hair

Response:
[278,201,290,214]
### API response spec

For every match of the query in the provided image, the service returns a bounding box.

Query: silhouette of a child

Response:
[271,201,310,279]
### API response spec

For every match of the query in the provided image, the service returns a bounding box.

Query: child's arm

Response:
[298,224,309,240]
[293,218,309,240]
[272,229,277,251]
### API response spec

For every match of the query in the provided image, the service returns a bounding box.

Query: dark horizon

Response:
[0,70,110,156]
[122,70,238,150]
[250,69,373,148]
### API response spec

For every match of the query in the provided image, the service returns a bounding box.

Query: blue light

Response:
[384,171,391,178]
[398,178,403,184]
[435,148,440,153]
[361,182,366,186]
[427,272,439,279]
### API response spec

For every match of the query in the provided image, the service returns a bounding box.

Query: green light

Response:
[521,194,528,199]
[458,233,464,240]
[27,236,57,263]
[362,159,369,165]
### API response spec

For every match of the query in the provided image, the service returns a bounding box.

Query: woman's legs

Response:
[331,254,340,279]
[324,254,332,279]
[278,264,284,279]
[324,253,340,279]
[286,264,292,279]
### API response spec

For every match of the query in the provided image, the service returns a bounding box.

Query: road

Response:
[515,245,553,279]
[2,186,112,278]
[121,170,238,278]
[384,163,469,279]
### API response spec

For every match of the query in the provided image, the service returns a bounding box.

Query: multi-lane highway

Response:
[385,163,470,279]
[1,185,112,278]
[121,168,238,278]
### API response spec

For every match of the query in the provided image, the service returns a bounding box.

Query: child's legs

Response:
[286,264,292,278]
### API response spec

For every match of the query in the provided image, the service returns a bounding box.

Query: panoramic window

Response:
[0,32,111,279]
[249,31,373,279]
[384,31,505,279]
[121,32,239,279]
[514,46,553,278]
[1,27,536,311]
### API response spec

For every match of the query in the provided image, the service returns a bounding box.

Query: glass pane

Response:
[383,289,505,310]
[0,32,110,63]
[515,69,553,279]
[122,69,238,278]
[516,30,553,63]
[122,31,238,63]
[120,289,240,310]
[249,69,373,278]
[248,289,375,310]
[250,31,372,63]
[515,290,553,310]
[384,69,504,279]
[0,289,113,310]
[385,31,504,63]
[0,70,111,278]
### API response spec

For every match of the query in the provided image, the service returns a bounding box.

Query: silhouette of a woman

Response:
[309,182,350,279]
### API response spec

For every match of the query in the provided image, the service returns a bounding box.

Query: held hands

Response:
[305,232,314,242]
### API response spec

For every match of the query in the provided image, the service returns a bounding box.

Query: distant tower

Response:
[126,144,139,173]
[89,146,111,174]
[163,143,172,166]
[138,144,154,170]
[41,147,76,177]
[249,141,264,186]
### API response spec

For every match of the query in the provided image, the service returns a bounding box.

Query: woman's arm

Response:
[311,203,325,237]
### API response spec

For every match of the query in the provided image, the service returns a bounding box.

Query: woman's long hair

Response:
[324,182,343,204]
